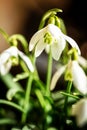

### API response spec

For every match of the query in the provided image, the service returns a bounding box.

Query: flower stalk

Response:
[21,73,33,123]
[46,48,53,96]
[64,81,72,117]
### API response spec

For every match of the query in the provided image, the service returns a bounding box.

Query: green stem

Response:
[64,81,72,116]
[38,8,62,30]
[0,99,24,113]
[35,89,45,109]
[46,50,53,96]
[60,91,79,100]
[8,34,29,54]
[21,73,33,123]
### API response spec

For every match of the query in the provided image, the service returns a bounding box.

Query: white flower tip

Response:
[29,44,33,52]
[18,50,34,72]
[78,56,87,68]
[77,47,81,55]
[35,50,41,57]
[72,99,87,127]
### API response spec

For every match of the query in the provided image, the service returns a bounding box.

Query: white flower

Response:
[71,61,87,94]
[0,46,34,75]
[29,24,80,61]
[50,60,87,95]
[72,98,87,127]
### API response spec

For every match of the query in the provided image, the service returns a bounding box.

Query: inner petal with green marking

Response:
[44,32,53,44]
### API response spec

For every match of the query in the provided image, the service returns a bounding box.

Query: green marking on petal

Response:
[64,61,73,81]
[44,32,53,44]
[10,56,19,65]
[64,70,73,81]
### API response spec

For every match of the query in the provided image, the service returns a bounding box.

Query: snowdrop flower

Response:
[29,24,80,61]
[50,59,87,95]
[0,46,34,75]
[72,98,87,127]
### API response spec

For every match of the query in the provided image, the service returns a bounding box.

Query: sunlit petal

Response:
[72,61,87,94]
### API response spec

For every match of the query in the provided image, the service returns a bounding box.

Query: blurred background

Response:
[0,0,87,58]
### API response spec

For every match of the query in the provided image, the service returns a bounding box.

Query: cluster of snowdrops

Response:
[0,8,87,130]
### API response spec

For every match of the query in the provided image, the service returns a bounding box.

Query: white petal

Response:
[0,46,18,75]
[45,44,50,53]
[78,56,87,68]
[72,98,87,127]
[18,50,34,72]
[50,65,66,90]
[51,37,66,61]
[72,61,87,94]
[62,34,81,55]
[29,27,46,51]
[47,24,62,38]
[0,46,18,64]
[35,38,46,57]
[0,61,12,75]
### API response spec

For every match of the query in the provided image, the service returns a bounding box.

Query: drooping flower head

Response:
[29,24,80,61]
[0,46,34,75]
[50,51,87,95]
[72,98,87,127]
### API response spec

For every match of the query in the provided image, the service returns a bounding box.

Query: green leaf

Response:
[0,73,22,89]
[0,99,25,113]
[6,86,24,101]
[0,118,16,125]
[13,72,29,82]
[0,73,24,101]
